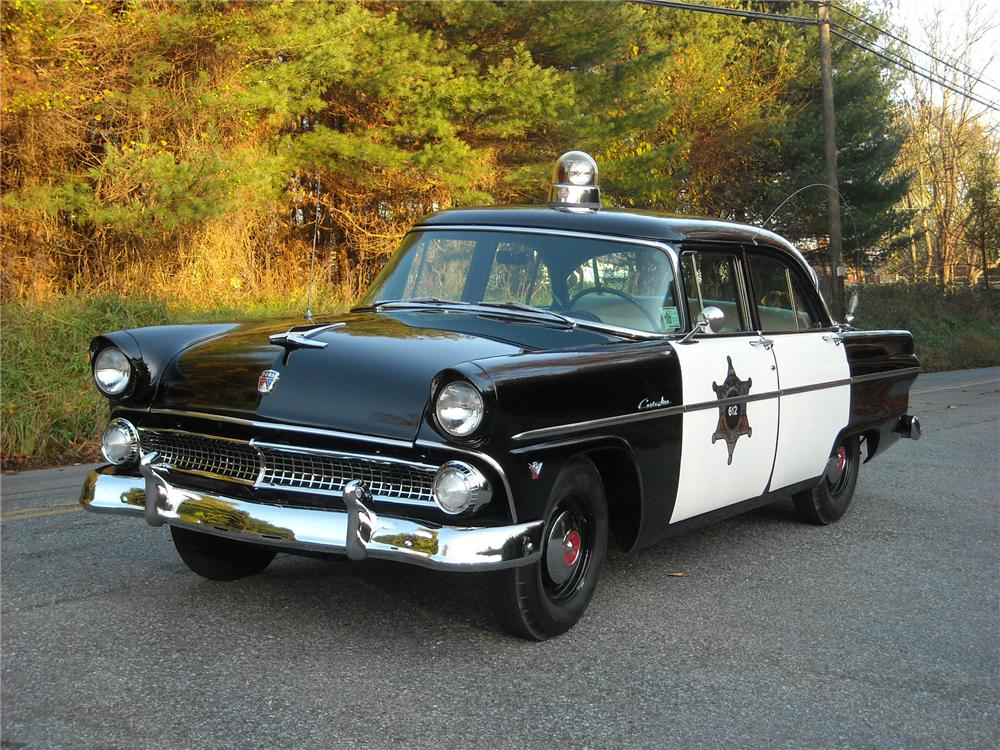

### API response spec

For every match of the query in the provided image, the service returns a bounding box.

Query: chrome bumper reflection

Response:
[79,457,542,572]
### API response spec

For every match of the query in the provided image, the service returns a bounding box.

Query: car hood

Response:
[152,309,617,441]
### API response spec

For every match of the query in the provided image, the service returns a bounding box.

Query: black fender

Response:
[90,324,238,408]
[510,435,643,551]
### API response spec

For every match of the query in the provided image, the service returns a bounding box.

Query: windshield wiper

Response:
[353,297,467,312]
[474,301,577,328]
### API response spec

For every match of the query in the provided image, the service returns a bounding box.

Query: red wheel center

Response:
[562,529,581,567]
[835,447,847,473]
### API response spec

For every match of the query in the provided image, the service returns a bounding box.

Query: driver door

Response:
[669,251,780,523]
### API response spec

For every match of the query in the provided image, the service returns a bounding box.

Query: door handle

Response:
[822,333,844,346]
[749,337,774,350]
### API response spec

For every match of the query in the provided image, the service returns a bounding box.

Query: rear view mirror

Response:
[496,248,533,266]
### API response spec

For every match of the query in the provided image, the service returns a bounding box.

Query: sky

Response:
[886,0,999,117]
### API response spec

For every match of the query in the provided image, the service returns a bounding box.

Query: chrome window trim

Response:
[510,368,920,443]
[401,225,687,334]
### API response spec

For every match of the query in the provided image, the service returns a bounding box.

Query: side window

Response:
[680,253,747,333]
[749,255,822,331]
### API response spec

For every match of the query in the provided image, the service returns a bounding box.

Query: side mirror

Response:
[845,289,859,327]
[678,305,725,344]
[700,305,725,334]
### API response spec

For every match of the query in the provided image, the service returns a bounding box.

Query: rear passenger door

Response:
[747,251,850,491]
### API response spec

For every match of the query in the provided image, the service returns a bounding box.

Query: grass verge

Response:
[1,285,997,469]
[1,293,346,469]
[857,284,1000,372]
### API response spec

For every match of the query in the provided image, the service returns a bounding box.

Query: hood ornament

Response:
[268,322,344,351]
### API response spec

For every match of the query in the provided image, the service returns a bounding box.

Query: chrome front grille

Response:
[140,430,260,484]
[137,429,437,506]
[261,450,434,502]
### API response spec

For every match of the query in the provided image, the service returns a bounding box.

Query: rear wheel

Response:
[792,436,861,525]
[170,526,276,581]
[489,459,608,640]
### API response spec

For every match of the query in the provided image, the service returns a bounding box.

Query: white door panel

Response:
[670,339,779,523]
[769,333,850,490]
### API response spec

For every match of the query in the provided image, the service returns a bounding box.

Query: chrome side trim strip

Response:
[80,465,542,572]
[512,369,917,443]
[780,377,852,397]
[415,439,518,524]
[849,367,921,384]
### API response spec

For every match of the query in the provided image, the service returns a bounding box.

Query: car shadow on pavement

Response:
[143,497,809,642]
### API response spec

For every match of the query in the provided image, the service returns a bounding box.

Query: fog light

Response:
[101,418,140,465]
[431,461,492,515]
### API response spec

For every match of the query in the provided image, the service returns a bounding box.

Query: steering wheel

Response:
[568,287,660,330]
[760,290,789,309]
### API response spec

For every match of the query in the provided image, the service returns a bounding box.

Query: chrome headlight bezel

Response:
[434,381,485,438]
[93,346,133,396]
[100,418,140,465]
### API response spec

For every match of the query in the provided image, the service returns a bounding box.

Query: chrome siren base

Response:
[79,455,542,572]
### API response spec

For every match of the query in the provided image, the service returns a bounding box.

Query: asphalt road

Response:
[2,368,998,750]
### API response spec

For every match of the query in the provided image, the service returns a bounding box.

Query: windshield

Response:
[360,230,682,334]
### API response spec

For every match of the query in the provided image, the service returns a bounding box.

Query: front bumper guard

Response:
[79,453,542,572]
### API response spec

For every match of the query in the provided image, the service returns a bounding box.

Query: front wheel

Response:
[488,458,608,640]
[170,526,276,581]
[792,436,861,525]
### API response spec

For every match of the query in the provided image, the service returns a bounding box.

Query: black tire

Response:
[170,526,276,581]
[792,436,861,525]
[489,458,608,640]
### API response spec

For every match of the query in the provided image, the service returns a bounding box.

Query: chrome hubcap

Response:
[825,444,852,497]
[546,511,583,585]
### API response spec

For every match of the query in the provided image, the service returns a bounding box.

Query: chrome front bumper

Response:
[79,456,543,572]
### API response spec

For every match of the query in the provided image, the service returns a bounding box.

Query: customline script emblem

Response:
[711,356,752,465]
[257,369,280,394]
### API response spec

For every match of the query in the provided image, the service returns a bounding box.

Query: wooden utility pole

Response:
[818,1,845,319]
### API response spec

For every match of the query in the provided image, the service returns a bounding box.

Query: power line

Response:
[628,0,998,112]
[630,0,816,25]
[830,2,1000,94]
[830,28,1000,113]
[831,20,1000,107]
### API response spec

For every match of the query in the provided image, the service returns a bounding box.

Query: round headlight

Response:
[431,461,492,515]
[435,381,484,437]
[101,418,140,465]
[93,346,132,395]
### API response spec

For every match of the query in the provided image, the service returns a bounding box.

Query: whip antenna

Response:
[753,182,863,275]
[305,173,321,321]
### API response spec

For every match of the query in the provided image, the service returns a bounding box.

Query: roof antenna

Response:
[305,172,321,322]
[751,182,863,271]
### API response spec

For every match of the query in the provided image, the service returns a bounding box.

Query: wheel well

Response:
[861,429,879,462]
[583,447,642,552]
